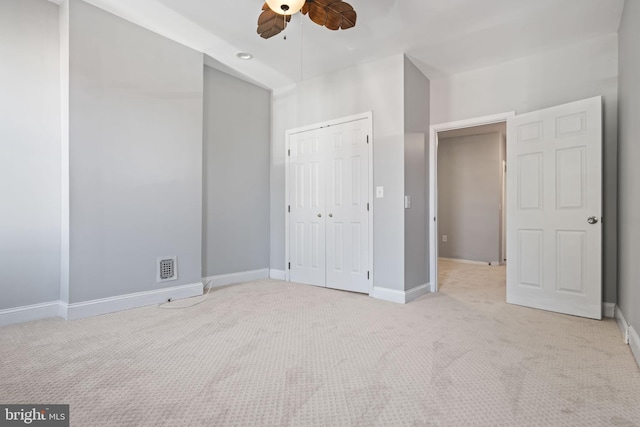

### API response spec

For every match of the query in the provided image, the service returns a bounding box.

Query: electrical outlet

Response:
[442,235,448,242]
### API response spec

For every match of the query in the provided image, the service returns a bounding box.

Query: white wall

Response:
[68,0,204,303]
[0,0,61,309]
[617,0,640,336]
[203,65,271,276]
[271,54,406,290]
[430,33,619,302]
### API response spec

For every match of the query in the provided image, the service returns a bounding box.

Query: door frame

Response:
[429,112,515,292]
[284,111,374,293]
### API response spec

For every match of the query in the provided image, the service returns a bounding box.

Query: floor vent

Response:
[157,256,177,282]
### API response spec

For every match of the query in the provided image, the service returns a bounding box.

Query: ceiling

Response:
[77,0,624,90]
[438,122,506,140]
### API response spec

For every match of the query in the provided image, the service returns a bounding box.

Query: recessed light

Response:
[236,52,253,60]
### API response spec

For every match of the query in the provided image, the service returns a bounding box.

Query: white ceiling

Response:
[81,0,625,90]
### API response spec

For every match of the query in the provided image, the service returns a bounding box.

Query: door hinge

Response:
[367,271,370,280]
[434,217,436,222]
[288,149,290,156]
[366,135,369,144]
[288,262,291,270]
[367,202,370,211]
[288,205,290,213]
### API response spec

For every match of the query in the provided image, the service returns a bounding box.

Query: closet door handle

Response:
[317,214,322,218]
[329,214,333,218]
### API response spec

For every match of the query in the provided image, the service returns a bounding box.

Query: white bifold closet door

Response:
[506,96,602,319]
[289,119,369,293]
[289,127,326,287]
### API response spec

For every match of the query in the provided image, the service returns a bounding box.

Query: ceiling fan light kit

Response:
[258,0,357,39]
[266,0,306,15]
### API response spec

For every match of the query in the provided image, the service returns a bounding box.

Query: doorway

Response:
[428,112,515,293]
[429,97,603,319]
[437,123,506,259]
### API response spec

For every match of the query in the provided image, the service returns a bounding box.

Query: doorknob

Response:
[317,214,322,218]
[587,216,598,224]
[329,213,333,218]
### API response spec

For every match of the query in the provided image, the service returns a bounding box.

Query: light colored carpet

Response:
[1,260,639,426]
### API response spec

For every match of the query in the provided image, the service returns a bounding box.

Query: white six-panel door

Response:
[288,118,370,293]
[325,120,370,293]
[506,96,602,319]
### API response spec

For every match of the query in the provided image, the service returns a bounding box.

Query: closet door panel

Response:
[289,130,326,287]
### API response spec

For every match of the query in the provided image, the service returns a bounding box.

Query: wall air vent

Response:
[157,256,177,282]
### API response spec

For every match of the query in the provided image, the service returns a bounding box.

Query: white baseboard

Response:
[405,284,430,303]
[438,257,488,266]
[615,305,630,344]
[610,306,640,368]
[629,326,640,368]
[370,283,430,304]
[63,282,203,321]
[0,301,61,327]
[269,269,286,281]
[602,302,615,318]
[370,287,405,304]
[203,268,270,290]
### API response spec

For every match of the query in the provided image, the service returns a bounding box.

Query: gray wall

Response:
[203,65,270,276]
[403,56,430,290]
[617,0,640,332]
[0,0,61,309]
[68,0,203,303]
[438,133,501,263]
[404,134,428,289]
[430,33,619,303]
[271,54,406,290]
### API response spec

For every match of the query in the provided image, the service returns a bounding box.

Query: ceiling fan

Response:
[257,0,357,39]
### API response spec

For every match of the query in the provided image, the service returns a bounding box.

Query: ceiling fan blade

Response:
[257,3,291,39]
[325,1,356,30]
[301,0,357,31]
[302,2,327,26]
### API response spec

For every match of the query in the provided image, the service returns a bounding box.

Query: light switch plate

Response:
[376,186,384,198]
[405,195,411,209]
